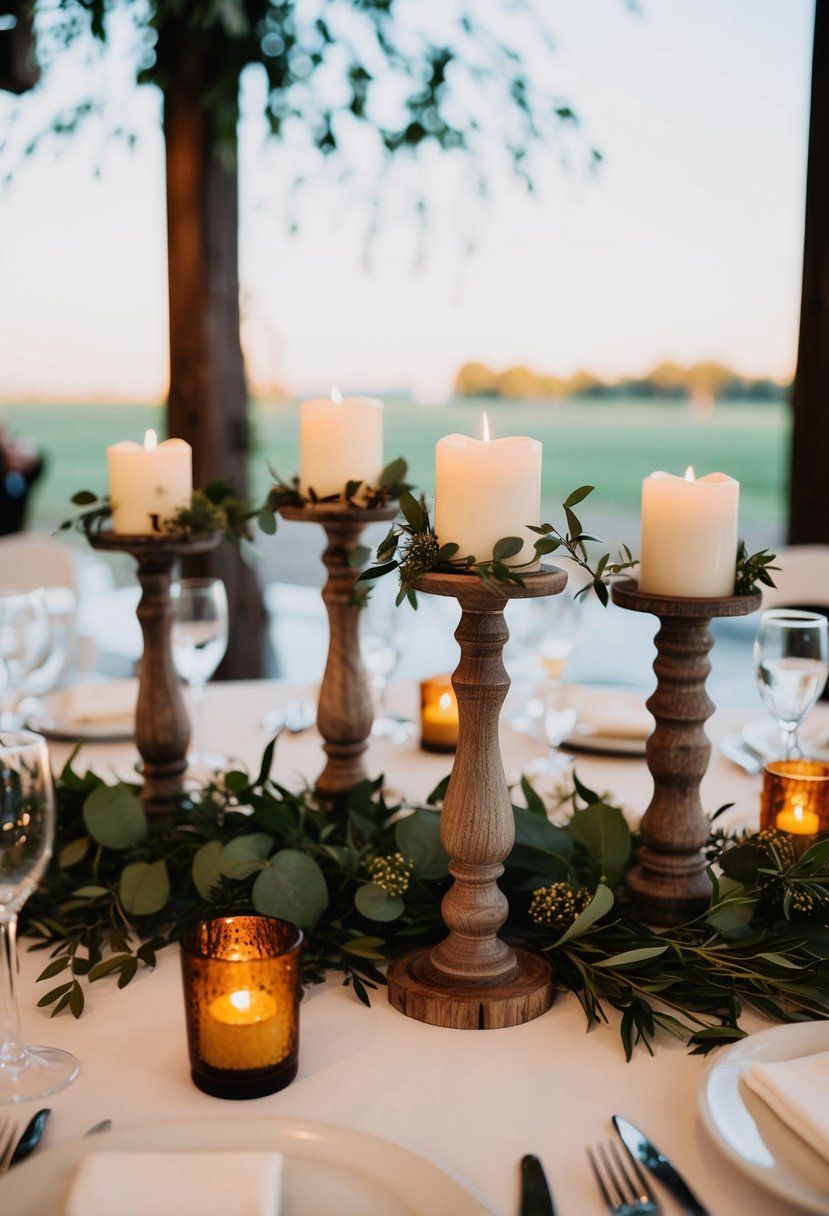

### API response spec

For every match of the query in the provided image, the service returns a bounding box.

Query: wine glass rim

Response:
[760,608,829,625]
[0,728,48,753]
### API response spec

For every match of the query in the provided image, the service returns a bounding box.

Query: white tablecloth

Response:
[5,679,824,1216]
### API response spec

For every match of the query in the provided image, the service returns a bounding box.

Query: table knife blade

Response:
[520,1154,556,1216]
[613,1116,711,1216]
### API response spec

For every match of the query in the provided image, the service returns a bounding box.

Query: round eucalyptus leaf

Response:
[83,783,147,850]
[119,860,170,917]
[221,833,274,880]
[192,840,224,899]
[395,809,448,880]
[354,882,405,923]
[252,849,328,930]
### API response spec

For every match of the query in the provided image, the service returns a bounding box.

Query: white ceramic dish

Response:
[699,1021,829,1215]
[0,1116,494,1216]
[26,687,135,743]
[742,717,829,765]
[562,724,647,757]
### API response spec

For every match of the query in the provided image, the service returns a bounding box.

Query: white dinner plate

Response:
[0,1116,494,1216]
[562,724,647,757]
[742,717,829,765]
[26,688,135,743]
[699,1021,829,1215]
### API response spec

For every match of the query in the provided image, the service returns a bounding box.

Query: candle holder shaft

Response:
[279,505,398,802]
[611,579,760,925]
[90,532,221,814]
[387,566,566,1029]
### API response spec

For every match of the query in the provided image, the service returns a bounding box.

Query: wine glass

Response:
[0,730,79,1102]
[0,589,49,728]
[755,609,829,759]
[360,587,410,740]
[171,579,229,771]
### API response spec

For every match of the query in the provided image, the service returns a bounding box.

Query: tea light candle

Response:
[107,429,192,535]
[638,468,739,597]
[300,388,383,500]
[420,677,459,752]
[200,988,290,1072]
[776,802,821,835]
[434,414,541,564]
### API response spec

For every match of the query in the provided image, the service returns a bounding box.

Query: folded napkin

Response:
[565,687,653,740]
[64,679,138,726]
[64,1149,283,1216]
[744,1050,829,1164]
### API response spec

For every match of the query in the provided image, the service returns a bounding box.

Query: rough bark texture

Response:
[162,45,266,678]
[790,2,828,544]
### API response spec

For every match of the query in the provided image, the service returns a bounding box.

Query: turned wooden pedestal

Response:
[611,578,761,925]
[90,531,221,814]
[387,566,567,1029]
[279,504,398,802]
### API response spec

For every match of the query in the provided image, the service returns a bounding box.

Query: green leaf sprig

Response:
[257,457,412,537]
[359,485,637,606]
[735,541,779,596]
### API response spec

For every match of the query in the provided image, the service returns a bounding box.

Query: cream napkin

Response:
[64,1149,283,1216]
[566,687,653,741]
[744,1051,829,1163]
[64,679,138,726]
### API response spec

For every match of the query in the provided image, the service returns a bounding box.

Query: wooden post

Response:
[611,579,760,924]
[790,1,829,543]
[387,566,566,1029]
[279,505,398,801]
[90,532,221,814]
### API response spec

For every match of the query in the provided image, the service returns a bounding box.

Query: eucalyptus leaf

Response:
[492,536,523,561]
[398,490,427,531]
[395,808,449,879]
[354,882,405,922]
[553,883,614,946]
[567,802,631,888]
[59,836,90,868]
[563,485,594,509]
[221,833,274,880]
[380,456,407,487]
[82,783,147,850]
[252,849,329,929]
[594,945,668,969]
[119,860,170,917]
[192,840,224,899]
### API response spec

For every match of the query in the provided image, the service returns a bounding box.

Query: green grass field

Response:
[3,396,789,549]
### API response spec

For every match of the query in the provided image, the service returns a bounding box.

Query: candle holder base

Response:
[387,946,554,1030]
[279,503,398,802]
[90,531,222,814]
[611,578,761,925]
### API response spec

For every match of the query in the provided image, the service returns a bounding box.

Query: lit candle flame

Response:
[684,466,695,481]
[331,386,343,405]
[793,803,805,825]
[482,412,490,442]
[439,692,452,710]
[144,429,158,452]
[229,990,252,1013]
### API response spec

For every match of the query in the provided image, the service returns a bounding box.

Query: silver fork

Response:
[0,1118,20,1174]
[588,1139,659,1215]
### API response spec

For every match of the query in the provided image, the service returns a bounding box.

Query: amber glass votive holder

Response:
[420,675,459,753]
[180,915,303,1100]
[760,759,829,851]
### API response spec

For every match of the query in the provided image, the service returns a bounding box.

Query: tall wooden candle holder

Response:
[387,565,567,1030]
[90,531,222,814]
[279,504,398,802]
[611,577,761,925]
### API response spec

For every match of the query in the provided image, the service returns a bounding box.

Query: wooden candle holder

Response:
[279,504,398,802]
[611,578,761,925]
[90,531,222,814]
[387,565,567,1030]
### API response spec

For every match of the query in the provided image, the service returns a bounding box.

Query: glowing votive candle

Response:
[107,429,192,535]
[776,803,821,835]
[638,468,739,597]
[761,759,829,851]
[300,388,383,500]
[200,988,290,1072]
[420,677,459,752]
[434,414,541,565]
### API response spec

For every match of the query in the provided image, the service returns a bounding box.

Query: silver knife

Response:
[520,1154,556,1216]
[613,1116,712,1216]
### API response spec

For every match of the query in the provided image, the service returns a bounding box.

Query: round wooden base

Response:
[387,947,555,1030]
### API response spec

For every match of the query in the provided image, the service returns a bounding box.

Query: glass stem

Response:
[0,913,25,1067]
[191,680,206,760]
[783,724,800,760]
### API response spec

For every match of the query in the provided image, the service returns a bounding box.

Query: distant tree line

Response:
[454,360,789,402]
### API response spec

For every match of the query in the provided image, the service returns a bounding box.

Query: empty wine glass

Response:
[755,609,829,759]
[171,578,229,771]
[0,730,79,1102]
[0,589,49,728]
[360,588,410,740]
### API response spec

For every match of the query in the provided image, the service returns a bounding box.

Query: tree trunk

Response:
[789,1,829,544]
[163,60,267,678]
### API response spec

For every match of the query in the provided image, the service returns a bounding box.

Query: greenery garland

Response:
[22,749,829,1058]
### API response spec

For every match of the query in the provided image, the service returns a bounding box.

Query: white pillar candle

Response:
[107,429,193,536]
[300,389,383,500]
[434,416,542,565]
[638,468,739,597]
